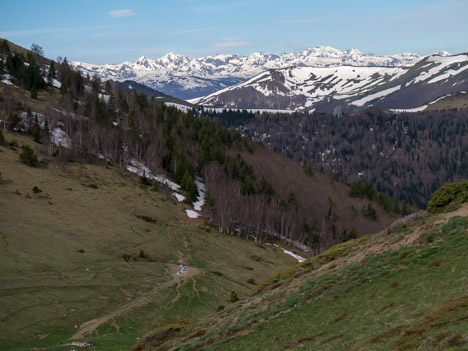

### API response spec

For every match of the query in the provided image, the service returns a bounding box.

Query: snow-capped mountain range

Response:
[191,53,468,113]
[71,46,422,100]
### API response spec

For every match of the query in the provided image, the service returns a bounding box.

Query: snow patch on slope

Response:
[266,243,305,262]
[193,180,205,211]
[351,85,401,107]
[411,54,468,84]
[185,209,200,219]
[126,159,180,191]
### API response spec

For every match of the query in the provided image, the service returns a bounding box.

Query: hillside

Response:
[0,38,399,253]
[71,46,421,100]
[133,193,468,351]
[192,53,468,113]
[210,108,468,208]
[0,130,297,351]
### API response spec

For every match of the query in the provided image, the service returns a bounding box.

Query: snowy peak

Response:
[71,46,422,100]
[437,51,452,57]
[159,52,191,66]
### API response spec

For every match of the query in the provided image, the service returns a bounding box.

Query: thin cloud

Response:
[279,19,315,24]
[107,9,135,18]
[0,25,116,38]
[214,38,251,51]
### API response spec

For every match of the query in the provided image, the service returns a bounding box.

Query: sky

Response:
[1,0,467,64]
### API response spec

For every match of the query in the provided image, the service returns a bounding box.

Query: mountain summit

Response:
[71,46,422,99]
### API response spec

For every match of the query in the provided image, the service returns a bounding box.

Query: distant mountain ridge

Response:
[192,52,468,112]
[71,46,422,99]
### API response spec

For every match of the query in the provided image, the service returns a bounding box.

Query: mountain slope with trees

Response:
[0,39,399,252]
[203,108,468,208]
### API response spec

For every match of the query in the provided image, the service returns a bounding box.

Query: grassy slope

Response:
[0,132,295,351]
[152,204,468,351]
[424,92,468,111]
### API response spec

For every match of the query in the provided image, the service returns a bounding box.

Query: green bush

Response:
[427,180,468,213]
[32,186,42,193]
[247,277,256,285]
[139,176,151,186]
[340,227,358,243]
[19,145,38,166]
[230,291,239,303]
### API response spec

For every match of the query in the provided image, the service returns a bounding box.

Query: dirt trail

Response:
[71,262,200,340]
[72,230,200,340]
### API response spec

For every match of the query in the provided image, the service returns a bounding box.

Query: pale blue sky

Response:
[1,0,467,63]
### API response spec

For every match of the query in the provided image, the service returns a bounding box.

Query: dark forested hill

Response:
[203,108,468,208]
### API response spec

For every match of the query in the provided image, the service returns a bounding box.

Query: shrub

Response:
[32,186,42,193]
[19,145,38,166]
[230,291,239,303]
[427,180,468,213]
[139,176,151,186]
[362,203,377,220]
[247,277,256,285]
[216,305,225,312]
[340,227,358,242]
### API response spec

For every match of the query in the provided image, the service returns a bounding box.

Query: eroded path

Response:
[72,262,199,339]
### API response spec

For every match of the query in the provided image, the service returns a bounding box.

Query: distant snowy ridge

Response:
[192,53,468,112]
[71,46,422,99]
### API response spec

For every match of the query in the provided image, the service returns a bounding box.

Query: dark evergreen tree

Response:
[47,61,56,85]
[7,112,21,131]
[19,145,38,166]
[30,86,38,99]
[0,129,5,146]
[0,39,10,55]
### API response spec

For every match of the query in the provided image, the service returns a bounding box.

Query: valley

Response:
[1,33,467,351]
